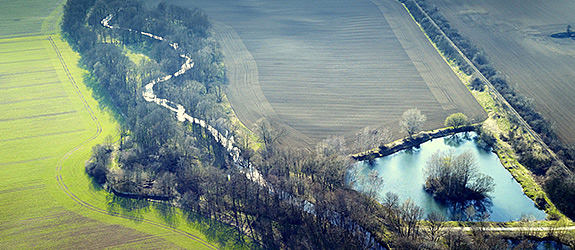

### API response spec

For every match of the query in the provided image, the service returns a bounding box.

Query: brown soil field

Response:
[428,0,575,144]
[158,0,486,146]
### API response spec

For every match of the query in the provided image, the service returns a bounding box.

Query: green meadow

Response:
[0,1,221,249]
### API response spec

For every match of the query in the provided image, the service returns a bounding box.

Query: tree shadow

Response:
[443,132,473,148]
[86,172,104,192]
[106,193,149,222]
[81,72,127,125]
[550,32,575,40]
[183,210,250,249]
[154,201,179,228]
[443,198,493,222]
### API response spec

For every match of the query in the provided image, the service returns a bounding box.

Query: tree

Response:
[316,135,347,157]
[424,150,495,201]
[426,212,446,242]
[357,169,385,209]
[445,113,470,129]
[353,126,392,152]
[254,118,285,152]
[470,76,484,91]
[400,108,426,137]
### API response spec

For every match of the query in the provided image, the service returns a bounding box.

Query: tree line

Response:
[64,0,556,248]
[64,0,384,248]
[400,0,575,220]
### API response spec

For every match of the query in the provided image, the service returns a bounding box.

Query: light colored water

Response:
[353,132,546,222]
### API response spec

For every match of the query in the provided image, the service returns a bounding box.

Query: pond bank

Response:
[352,124,479,161]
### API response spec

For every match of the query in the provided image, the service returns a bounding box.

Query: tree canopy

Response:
[424,150,494,201]
[445,113,470,129]
[400,108,426,137]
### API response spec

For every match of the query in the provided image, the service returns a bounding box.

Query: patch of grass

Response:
[0,2,225,249]
[125,46,150,64]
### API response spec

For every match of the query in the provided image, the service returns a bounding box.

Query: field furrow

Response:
[176,0,485,145]
[429,0,575,143]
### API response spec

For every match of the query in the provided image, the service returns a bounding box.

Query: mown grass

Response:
[0,1,227,249]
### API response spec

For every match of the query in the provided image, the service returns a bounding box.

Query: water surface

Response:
[353,132,546,221]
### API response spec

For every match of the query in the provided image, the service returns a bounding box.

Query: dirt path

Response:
[449,225,575,232]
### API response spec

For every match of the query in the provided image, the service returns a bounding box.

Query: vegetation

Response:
[445,113,470,129]
[353,126,392,153]
[424,150,495,201]
[206,0,485,145]
[400,108,427,137]
[55,0,575,249]
[0,1,219,248]
[400,0,575,221]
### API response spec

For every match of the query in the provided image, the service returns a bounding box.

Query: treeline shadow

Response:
[551,32,575,40]
[105,194,248,249]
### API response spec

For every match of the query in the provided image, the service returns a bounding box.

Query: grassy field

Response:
[0,1,220,249]
[157,0,486,147]
[428,0,575,144]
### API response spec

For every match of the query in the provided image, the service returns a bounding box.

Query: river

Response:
[353,132,546,222]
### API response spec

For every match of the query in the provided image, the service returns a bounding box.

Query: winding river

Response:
[101,14,388,248]
[101,14,271,189]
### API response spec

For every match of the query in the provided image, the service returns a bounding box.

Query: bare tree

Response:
[361,169,385,209]
[316,135,347,157]
[400,108,426,137]
[354,126,392,152]
[426,212,446,242]
[424,150,494,201]
[399,199,424,239]
[254,118,285,151]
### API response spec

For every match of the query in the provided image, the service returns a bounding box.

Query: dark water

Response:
[352,132,546,222]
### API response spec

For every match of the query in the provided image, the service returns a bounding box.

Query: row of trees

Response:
[63,0,401,248]
[400,0,575,219]
[66,0,559,248]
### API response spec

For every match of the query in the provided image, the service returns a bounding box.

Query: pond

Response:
[352,132,547,222]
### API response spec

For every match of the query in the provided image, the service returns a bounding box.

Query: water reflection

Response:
[443,198,493,221]
[352,132,547,221]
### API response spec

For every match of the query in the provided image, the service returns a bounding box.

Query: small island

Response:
[423,150,495,202]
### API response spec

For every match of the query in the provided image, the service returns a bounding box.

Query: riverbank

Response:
[352,124,479,161]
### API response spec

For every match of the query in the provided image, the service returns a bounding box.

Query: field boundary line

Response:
[47,36,219,250]
[404,0,572,175]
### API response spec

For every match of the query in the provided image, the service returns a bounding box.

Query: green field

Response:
[0,1,220,249]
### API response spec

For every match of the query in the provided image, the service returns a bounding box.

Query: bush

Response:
[445,113,470,129]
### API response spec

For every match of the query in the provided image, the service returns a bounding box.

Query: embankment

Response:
[352,125,479,161]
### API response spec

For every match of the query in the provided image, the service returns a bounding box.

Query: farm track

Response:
[405,0,572,175]
[427,0,575,145]
[47,36,219,250]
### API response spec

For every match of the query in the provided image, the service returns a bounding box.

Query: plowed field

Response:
[428,0,575,144]
[162,0,486,146]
